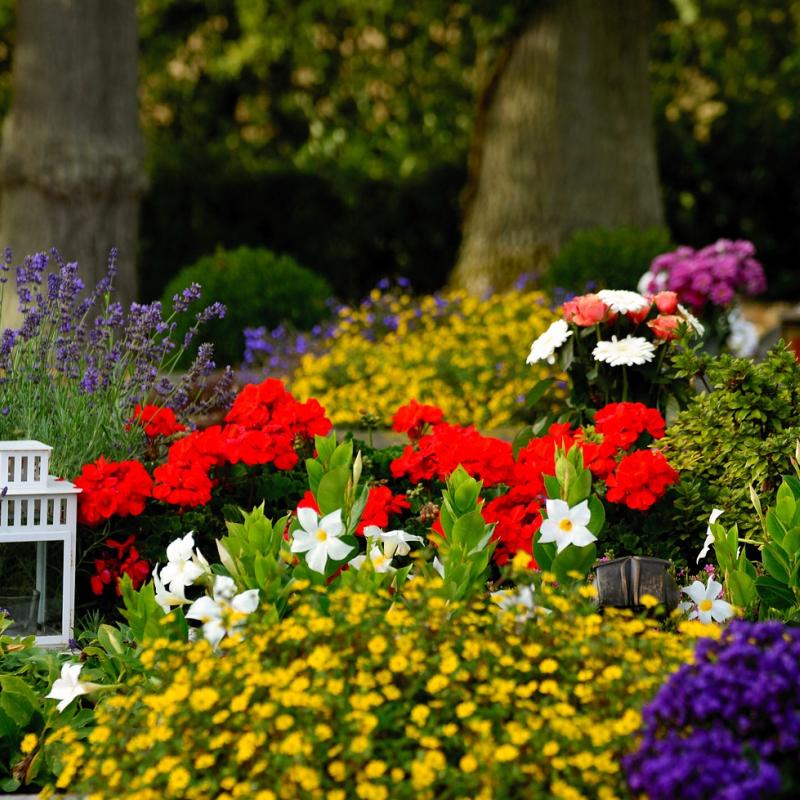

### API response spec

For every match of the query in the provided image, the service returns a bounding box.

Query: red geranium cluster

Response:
[90,535,150,597]
[390,401,679,566]
[390,409,513,488]
[391,400,445,441]
[74,457,153,526]
[129,404,186,438]
[152,379,333,507]
[605,450,679,511]
[298,485,410,535]
[77,379,333,518]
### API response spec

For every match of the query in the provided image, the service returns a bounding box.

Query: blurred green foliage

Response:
[544,226,673,292]
[0,1,799,299]
[161,246,332,366]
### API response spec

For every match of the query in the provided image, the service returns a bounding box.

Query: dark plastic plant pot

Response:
[0,589,40,635]
[593,556,680,612]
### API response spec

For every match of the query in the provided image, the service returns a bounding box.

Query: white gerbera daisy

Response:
[596,289,650,314]
[592,335,656,367]
[526,319,572,365]
[677,304,705,337]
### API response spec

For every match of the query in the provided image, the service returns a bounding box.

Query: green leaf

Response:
[784,527,800,557]
[533,539,556,572]
[727,570,756,607]
[97,624,125,655]
[512,426,535,459]
[552,543,597,584]
[755,575,796,610]
[543,474,561,499]
[451,510,489,551]
[525,377,555,408]
[587,496,605,536]
[0,777,20,792]
[454,479,480,514]
[316,466,351,514]
[762,543,791,583]
[305,459,324,495]
[329,440,353,471]
[766,509,788,543]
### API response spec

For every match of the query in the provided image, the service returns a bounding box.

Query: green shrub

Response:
[161,247,332,367]
[545,226,672,293]
[660,344,800,555]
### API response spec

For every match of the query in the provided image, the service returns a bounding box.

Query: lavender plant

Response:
[624,620,800,800]
[0,249,235,478]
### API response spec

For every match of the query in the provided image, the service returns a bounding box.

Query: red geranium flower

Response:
[392,400,445,440]
[605,450,679,511]
[75,457,152,526]
[130,404,186,438]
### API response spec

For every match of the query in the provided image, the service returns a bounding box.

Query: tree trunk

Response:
[451,0,663,294]
[0,0,145,326]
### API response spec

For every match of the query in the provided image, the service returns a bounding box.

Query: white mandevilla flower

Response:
[680,578,735,624]
[152,564,189,613]
[696,508,725,564]
[362,524,424,558]
[185,575,259,648]
[526,319,572,365]
[46,663,103,713]
[592,335,656,367]
[349,543,396,573]
[677,304,705,337]
[537,499,596,553]
[291,507,354,573]
[596,289,650,314]
[159,531,207,594]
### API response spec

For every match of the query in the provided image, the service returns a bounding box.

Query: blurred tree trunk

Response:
[0,0,145,325]
[451,0,663,294]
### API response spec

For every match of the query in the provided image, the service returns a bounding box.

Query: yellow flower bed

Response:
[50,578,713,800]
[288,288,558,429]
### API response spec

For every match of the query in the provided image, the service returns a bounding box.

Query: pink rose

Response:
[652,291,678,315]
[562,294,611,326]
[647,314,681,341]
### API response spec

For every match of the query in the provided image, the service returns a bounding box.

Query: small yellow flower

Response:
[640,593,660,608]
[20,733,38,754]
[539,658,559,673]
[460,754,478,773]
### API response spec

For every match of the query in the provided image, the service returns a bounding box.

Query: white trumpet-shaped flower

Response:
[159,531,207,594]
[537,499,596,553]
[696,508,725,563]
[680,578,735,624]
[152,564,189,614]
[291,507,353,573]
[362,525,424,558]
[349,543,396,573]
[185,575,259,648]
[46,663,103,713]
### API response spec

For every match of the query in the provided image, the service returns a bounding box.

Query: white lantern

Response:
[0,441,80,647]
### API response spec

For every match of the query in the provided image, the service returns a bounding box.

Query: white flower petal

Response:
[232,589,260,615]
[570,499,591,527]
[568,527,597,548]
[290,529,316,553]
[710,599,735,623]
[526,320,572,365]
[186,595,221,623]
[325,537,355,563]
[319,509,344,536]
[202,619,227,649]
[305,545,329,574]
[296,506,319,534]
[544,498,570,519]
[682,580,708,606]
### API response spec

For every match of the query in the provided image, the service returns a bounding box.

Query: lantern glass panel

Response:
[0,539,65,637]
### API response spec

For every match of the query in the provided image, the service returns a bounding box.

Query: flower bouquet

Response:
[526,289,703,418]
[638,238,766,356]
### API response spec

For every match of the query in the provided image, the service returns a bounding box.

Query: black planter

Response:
[593,556,680,612]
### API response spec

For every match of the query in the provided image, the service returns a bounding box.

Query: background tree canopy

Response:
[0,0,798,301]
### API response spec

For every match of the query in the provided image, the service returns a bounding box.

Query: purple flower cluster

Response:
[642,239,767,311]
[624,620,800,800]
[0,248,234,418]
